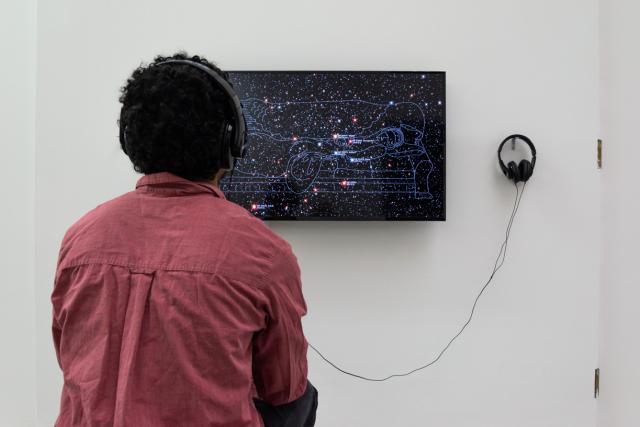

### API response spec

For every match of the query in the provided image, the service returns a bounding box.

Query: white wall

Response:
[598,0,640,426]
[35,1,600,426]
[0,0,37,426]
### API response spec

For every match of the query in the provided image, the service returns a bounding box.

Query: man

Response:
[51,52,317,427]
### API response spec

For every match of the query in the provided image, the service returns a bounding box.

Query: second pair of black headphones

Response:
[497,134,537,183]
[119,59,247,170]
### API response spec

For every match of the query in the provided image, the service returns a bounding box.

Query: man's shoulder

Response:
[62,191,135,242]
[56,191,136,269]
[210,201,296,281]
[222,202,292,256]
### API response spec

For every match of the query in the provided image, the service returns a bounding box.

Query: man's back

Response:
[52,172,310,426]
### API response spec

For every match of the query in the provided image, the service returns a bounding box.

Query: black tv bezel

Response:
[225,70,446,222]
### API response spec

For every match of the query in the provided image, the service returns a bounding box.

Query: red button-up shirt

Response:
[51,172,309,427]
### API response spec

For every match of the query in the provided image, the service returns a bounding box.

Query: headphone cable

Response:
[308,180,527,381]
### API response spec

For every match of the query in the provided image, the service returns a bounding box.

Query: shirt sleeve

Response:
[52,310,63,369]
[51,235,69,370]
[253,243,309,406]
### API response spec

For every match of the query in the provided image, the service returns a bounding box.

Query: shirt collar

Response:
[135,172,226,199]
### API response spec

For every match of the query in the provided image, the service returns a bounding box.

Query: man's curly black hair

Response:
[118,52,233,181]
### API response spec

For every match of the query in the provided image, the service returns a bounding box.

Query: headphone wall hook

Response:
[511,136,517,150]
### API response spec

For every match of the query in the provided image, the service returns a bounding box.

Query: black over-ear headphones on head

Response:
[119,59,247,170]
[497,134,536,183]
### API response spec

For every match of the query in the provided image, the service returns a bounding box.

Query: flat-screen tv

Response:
[221,71,445,220]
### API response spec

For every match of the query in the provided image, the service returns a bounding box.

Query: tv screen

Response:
[221,71,446,220]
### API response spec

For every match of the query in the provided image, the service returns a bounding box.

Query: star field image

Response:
[221,71,446,220]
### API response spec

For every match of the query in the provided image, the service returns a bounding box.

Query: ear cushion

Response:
[507,161,520,182]
[518,159,533,181]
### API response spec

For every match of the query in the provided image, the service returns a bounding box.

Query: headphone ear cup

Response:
[235,114,248,159]
[218,122,233,169]
[518,159,533,182]
[507,161,519,182]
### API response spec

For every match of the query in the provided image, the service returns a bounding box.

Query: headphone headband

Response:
[159,59,247,169]
[497,134,537,183]
[498,134,536,166]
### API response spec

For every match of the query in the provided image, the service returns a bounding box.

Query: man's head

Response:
[118,52,235,182]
